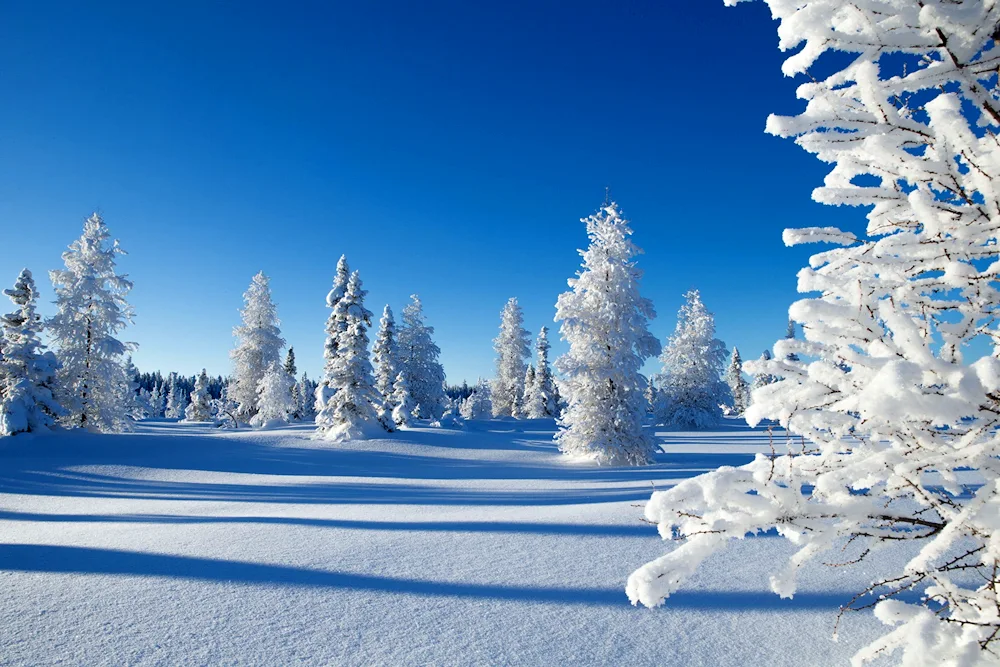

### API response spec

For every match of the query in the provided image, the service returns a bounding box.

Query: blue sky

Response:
[0,1,864,383]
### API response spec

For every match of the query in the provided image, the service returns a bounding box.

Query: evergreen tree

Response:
[656,290,728,430]
[230,272,284,419]
[372,304,399,413]
[165,372,186,419]
[318,255,351,410]
[523,364,546,419]
[150,382,166,418]
[184,369,213,422]
[554,201,661,466]
[644,376,657,414]
[784,320,799,362]
[750,349,777,393]
[284,347,297,377]
[297,372,317,421]
[724,347,750,417]
[391,371,415,427]
[250,362,295,428]
[531,326,559,418]
[48,213,135,432]
[460,378,492,420]
[491,297,530,418]
[315,271,388,440]
[397,294,446,419]
[0,269,63,435]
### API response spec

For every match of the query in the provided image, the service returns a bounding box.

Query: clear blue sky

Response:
[0,0,862,383]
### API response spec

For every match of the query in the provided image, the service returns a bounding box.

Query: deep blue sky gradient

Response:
[0,1,863,382]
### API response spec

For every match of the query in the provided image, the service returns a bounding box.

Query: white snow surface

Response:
[0,419,907,665]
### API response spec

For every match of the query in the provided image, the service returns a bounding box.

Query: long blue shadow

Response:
[0,544,852,611]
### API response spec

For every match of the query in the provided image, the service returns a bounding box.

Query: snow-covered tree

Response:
[250,362,295,429]
[0,269,63,436]
[230,272,284,419]
[397,295,446,419]
[48,213,135,432]
[164,372,186,419]
[460,378,493,420]
[523,364,546,419]
[284,347,297,377]
[121,356,145,420]
[723,347,750,417]
[315,271,388,440]
[554,201,661,466]
[149,382,166,418]
[391,371,415,428]
[372,304,399,413]
[630,4,1000,664]
[783,319,799,362]
[492,298,530,418]
[317,255,351,410]
[530,326,559,418]
[750,349,777,393]
[297,372,317,421]
[655,290,728,429]
[643,376,657,415]
[184,369,213,422]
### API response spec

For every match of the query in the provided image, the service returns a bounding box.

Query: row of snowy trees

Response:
[491,298,560,420]
[1,214,137,436]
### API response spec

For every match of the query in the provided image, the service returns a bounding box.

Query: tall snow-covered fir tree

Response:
[554,201,661,466]
[521,364,540,418]
[529,326,559,418]
[230,272,284,419]
[250,362,295,429]
[297,372,317,421]
[184,369,213,422]
[0,269,63,436]
[149,382,165,418]
[48,213,135,432]
[283,347,297,377]
[372,304,399,413]
[165,372,185,419]
[629,3,1000,664]
[317,254,351,411]
[315,270,387,440]
[391,371,415,427]
[491,297,530,418]
[723,347,750,416]
[397,294,446,419]
[460,378,492,420]
[644,376,657,414]
[655,290,728,429]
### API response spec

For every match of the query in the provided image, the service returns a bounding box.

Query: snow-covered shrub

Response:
[554,201,661,466]
[630,3,1000,664]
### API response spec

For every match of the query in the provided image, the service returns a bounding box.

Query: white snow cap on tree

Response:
[320,255,351,391]
[460,378,493,420]
[724,347,750,416]
[0,269,63,436]
[315,270,388,440]
[164,372,185,419]
[391,371,416,427]
[631,4,1000,665]
[397,294,447,419]
[523,364,545,419]
[230,272,284,419]
[48,213,136,433]
[185,369,213,422]
[554,201,661,466]
[656,290,728,430]
[529,326,559,418]
[492,297,531,418]
[372,304,399,414]
[250,362,295,429]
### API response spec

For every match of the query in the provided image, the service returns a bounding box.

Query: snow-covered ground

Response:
[1,419,904,665]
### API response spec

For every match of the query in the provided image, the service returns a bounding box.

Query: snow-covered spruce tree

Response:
[531,326,560,418]
[655,290,728,429]
[149,382,165,418]
[164,373,185,419]
[250,362,295,429]
[315,270,388,440]
[460,378,493,420]
[230,272,284,419]
[554,201,661,466]
[391,371,415,427]
[297,372,317,421]
[630,4,1000,664]
[372,304,399,414]
[724,346,750,417]
[750,349,777,393]
[397,295,446,419]
[283,347,296,377]
[524,364,546,419]
[48,213,136,432]
[644,376,657,414]
[492,297,531,418]
[0,269,63,435]
[121,356,145,420]
[184,369,213,422]
[315,254,351,413]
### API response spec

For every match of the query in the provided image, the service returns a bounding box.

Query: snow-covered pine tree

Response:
[165,372,185,419]
[315,270,388,440]
[316,255,351,413]
[783,319,799,362]
[523,364,545,419]
[491,298,530,418]
[643,376,657,414]
[554,201,661,466]
[655,290,728,429]
[531,326,559,418]
[297,372,317,421]
[372,304,399,414]
[630,4,1000,664]
[230,272,284,419]
[120,356,145,420]
[150,382,165,418]
[184,369,213,422]
[47,213,136,432]
[397,295,446,419]
[749,349,777,393]
[0,269,63,436]
[723,347,750,417]
[249,362,295,429]
[391,371,416,428]
[460,378,492,420]
[284,347,297,377]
